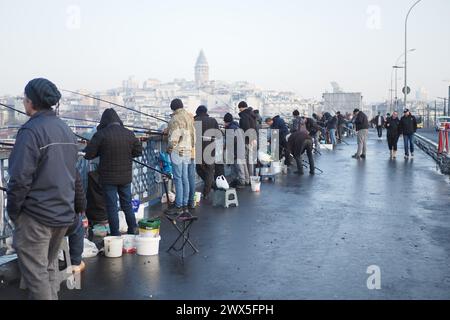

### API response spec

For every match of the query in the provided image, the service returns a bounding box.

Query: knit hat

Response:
[238,101,248,109]
[224,113,234,123]
[24,78,61,109]
[353,108,360,114]
[196,105,208,116]
[170,99,184,111]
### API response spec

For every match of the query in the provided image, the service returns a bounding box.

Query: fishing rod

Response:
[62,89,169,124]
[0,103,27,115]
[0,142,15,147]
[302,160,323,174]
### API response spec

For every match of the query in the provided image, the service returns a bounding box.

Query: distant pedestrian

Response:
[84,108,143,235]
[385,111,401,159]
[8,78,78,300]
[326,113,338,145]
[352,108,369,159]
[373,112,385,140]
[336,111,346,142]
[399,109,417,159]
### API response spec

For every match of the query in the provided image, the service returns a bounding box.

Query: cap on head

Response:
[353,108,360,114]
[293,110,300,116]
[24,78,61,109]
[404,108,409,113]
[170,99,184,111]
[224,113,234,123]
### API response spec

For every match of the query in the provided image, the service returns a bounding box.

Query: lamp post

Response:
[393,66,405,113]
[390,49,415,113]
[437,97,447,117]
[404,0,423,107]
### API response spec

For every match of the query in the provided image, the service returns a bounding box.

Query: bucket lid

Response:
[138,218,161,229]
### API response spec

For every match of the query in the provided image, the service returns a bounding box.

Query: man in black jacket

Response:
[372,112,385,140]
[8,78,79,300]
[238,101,257,181]
[385,112,401,159]
[352,108,369,159]
[399,109,417,159]
[287,129,315,175]
[84,109,142,236]
[194,105,219,198]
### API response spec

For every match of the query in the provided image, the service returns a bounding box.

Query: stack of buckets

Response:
[103,218,161,258]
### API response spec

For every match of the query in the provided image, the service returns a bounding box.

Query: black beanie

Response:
[196,105,208,116]
[238,101,248,109]
[224,113,233,123]
[170,99,184,111]
[24,78,61,109]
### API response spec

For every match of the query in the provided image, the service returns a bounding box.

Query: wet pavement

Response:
[1,130,450,300]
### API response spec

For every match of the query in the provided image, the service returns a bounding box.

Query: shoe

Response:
[71,261,86,274]
[360,154,366,159]
[410,153,414,158]
[165,206,184,216]
[309,171,315,175]
[404,154,409,159]
[393,151,397,159]
[352,154,361,159]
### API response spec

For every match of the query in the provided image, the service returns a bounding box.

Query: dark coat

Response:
[373,115,385,128]
[385,117,401,138]
[84,109,142,185]
[287,130,313,157]
[326,116,338,130]
[239,108,257,145]
[225,121,245,160]
[399,114,417,135]
[305,117,320,135]
[354,111,369,131]
[194,113,219,152]
[7,110,79,227]
[271,115,290,141]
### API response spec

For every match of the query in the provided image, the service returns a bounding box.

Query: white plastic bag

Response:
[82,238,99,258]
[215,175,229,190]
[118,211,128,233]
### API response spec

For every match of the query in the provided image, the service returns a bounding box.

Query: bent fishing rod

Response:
[62,89,169,124]
[0,103,166,136]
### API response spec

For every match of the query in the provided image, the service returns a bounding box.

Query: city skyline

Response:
[0,0,449,102]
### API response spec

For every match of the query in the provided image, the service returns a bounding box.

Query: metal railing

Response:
[414,133,450,175]
[0,135,168,243]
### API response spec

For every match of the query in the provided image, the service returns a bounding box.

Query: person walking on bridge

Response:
[385,112,401,159]
[373,112,385,140]
[84,108,143,236]
[8,78,78,300]
[399,109,417,159]
[352,108,369,159]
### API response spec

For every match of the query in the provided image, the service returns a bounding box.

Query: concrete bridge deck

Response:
[1,130,450,300]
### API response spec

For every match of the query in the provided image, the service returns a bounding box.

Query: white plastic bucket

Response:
[122,235,136,253]
[251,182,261,192]
[136,236,161,256]
[271,161,282,174]
[104,236,123,258]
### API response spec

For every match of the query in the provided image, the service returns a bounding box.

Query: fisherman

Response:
[165,99,196,219]
[287,128,315,175]
[8,78,78,300]
[238,101,257,182]
[352,108,369,159]
[265,115,291,166]
[223,113,247,189]
[84,108,143,236]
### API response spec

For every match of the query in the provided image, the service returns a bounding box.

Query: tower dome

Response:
[195,50,209,86]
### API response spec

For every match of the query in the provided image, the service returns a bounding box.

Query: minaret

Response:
[195,50,209,86]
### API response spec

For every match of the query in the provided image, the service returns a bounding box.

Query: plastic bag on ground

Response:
[82,238,99,258]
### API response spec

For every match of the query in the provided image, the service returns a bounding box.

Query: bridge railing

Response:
[1,135,168,243]
[414,133,450,175]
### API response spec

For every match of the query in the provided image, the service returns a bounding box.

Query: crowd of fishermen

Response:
[4,78,419,300]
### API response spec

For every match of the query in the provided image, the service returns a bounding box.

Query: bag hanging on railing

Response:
[215,175,230,190]
[159,152,173,176]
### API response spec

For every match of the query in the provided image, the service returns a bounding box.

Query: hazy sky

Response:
[1,0,449,102]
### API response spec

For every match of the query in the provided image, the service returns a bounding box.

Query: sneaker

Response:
[309,170,315,175]
[404,154,409,159]
[410,153,414,158]
[71,261,86,274]
[165,206,184,216]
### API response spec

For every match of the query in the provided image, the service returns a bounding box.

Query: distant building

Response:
[322,92,362,114]
[195,50,209,87]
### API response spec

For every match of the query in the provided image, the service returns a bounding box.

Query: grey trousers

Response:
[356,129,369,156]
[13,214,68,300]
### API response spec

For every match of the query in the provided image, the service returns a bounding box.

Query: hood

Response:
[97,108,123,130]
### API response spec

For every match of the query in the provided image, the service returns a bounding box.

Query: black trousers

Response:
[377,126,383,138]
[196,164,215,196]
[387,134,399,151]
[294,140,315,173]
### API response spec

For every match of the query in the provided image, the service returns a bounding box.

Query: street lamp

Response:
[437,97,447,117]
[404,0,423,107]
[390,49,415,112]
[393,65,405,113]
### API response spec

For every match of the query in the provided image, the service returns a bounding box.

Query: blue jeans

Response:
[66,215,84,266]
[403,134,415,156]
[329,129,337,145]
[188,160,196,206]
[171,152,191,208]
[102,183,136,236]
